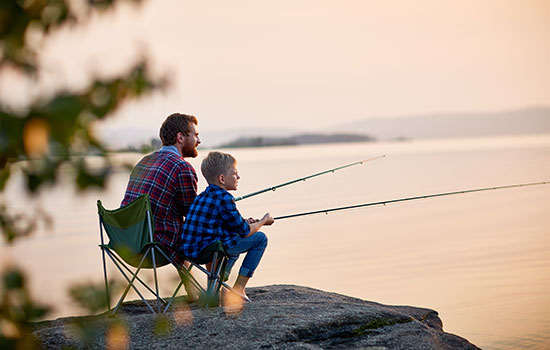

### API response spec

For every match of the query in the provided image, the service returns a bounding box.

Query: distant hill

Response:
[332,106,550,140]
[99,106,550,149]
[218,133,374,148]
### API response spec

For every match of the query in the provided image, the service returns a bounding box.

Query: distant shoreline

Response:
[217,132,375,148]
[100,106,550,150]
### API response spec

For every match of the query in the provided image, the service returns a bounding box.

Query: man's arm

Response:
[175,164,198,216]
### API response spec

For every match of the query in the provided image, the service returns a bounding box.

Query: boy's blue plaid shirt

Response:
[180,184,250,258]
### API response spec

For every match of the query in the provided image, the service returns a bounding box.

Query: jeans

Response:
[225,231,268,278]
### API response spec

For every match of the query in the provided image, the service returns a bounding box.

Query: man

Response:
[121,113,201,272]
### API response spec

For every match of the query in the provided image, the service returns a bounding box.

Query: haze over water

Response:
[1,134,549,350]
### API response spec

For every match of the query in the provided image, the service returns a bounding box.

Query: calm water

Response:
[2,134,549,350]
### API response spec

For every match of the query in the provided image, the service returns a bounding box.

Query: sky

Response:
[3,0,550,146]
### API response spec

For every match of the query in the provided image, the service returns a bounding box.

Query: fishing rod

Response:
[234,155,385,202]
[274,181,550,220]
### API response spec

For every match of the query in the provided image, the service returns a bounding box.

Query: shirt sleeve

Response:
[174,163,198,217]
[219,193,250,237]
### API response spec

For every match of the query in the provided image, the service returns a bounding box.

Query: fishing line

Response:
[274,181,550,220]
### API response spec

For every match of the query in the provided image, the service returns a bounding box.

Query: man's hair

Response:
[159,113,198,146]
[201,151,237,184]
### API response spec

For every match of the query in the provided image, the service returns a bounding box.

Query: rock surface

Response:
[33,285,480,349]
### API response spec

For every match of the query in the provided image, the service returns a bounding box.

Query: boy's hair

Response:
[159,113,198,146]
[201,151,237,184]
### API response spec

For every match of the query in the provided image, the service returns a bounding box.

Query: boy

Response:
[181,151,274,299]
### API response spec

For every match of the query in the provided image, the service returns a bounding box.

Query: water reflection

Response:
[1,134,549,350]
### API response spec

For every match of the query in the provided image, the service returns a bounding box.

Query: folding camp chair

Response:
[98,194,202,315]
[98,194,247,315]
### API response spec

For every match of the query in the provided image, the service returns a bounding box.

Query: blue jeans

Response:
[225,231,268,278]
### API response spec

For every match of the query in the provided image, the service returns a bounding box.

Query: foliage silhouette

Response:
[1,0,166,348]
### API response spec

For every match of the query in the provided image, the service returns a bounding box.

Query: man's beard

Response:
[181,143,198,158]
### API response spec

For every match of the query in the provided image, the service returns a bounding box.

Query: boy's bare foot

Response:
[222,288,247,315]
[232,274,250,299]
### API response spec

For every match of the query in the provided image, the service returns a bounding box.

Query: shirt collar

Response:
[208,184,232,196]
[208,184,223,192]
[160,145,181,157]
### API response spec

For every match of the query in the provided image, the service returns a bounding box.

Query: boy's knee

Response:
[256,231,268,247]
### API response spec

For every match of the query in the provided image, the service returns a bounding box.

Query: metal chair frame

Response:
[98,197,248,316]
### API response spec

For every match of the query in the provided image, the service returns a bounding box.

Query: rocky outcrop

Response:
[33,285,480,349]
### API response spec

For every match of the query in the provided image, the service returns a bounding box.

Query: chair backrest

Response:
[98,194,164,267]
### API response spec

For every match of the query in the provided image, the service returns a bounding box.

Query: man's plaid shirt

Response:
[180,184,250,259]
[121,146,197,267]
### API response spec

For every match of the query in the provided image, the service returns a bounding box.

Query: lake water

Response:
[1,134,549,350]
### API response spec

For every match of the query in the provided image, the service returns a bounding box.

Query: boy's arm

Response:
[246,213,274,237]
[219,195,251,237]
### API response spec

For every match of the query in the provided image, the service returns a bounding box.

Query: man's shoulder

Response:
[147,151,195,170]
[136,150,164,165]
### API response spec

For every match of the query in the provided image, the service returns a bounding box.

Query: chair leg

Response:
[215,258,228,296]
[99,218,112,313]
[110,252,167,305]
[212,256,226,297]
[180,263,211,293]
[101,247,111,313]
[220,280,251,302]
[105,249,156,315]
[162,264,206,313]
[150,247,162,313]
[204,252,220,308]
[206,252,217,298]
[156,248,205,304]
[163,279,184,313]
[178,264,206,297]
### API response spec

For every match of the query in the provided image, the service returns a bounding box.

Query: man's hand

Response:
[247,217,259,224]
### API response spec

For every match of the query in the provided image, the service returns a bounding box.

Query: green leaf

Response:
[154,314,173,337]
[68,282,110,314]
[75,159,111,190]
[0,166,10,191]
[3,268,24,290]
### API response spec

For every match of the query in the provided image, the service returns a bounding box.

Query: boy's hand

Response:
[262,213,275,226]
[246,213,275,236]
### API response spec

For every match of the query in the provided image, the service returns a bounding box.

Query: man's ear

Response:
[176,131,185,143]
[218,173,225,184]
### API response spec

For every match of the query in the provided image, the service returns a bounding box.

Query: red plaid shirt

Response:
[121,146,197,267]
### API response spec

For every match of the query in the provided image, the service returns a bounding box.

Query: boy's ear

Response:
[218,173,225,184]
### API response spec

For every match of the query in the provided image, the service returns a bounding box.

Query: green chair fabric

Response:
[98,195,163,268]
[196,240,226,265]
